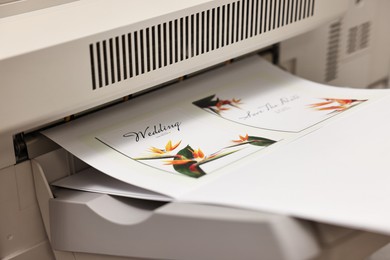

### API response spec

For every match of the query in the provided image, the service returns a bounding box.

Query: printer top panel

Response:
[0,0,211,59]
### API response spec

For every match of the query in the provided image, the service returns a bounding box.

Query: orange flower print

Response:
[309,98,366,112]
[164,147,205,165]
[149,140,181,155]
[232,134,249,143]
[191,148,205,159]
[215,98,242,113]
[163,155,193,165]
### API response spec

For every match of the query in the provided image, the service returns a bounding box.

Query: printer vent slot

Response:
[89,0,316,90]
[347,21,370,55]
[325,21,341,82]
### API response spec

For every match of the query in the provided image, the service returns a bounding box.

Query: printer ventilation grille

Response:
[347,21,371,55]
[89,0,316,90]
[325,21,341,82]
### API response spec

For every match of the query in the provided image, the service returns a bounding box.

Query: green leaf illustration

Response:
[228,135,276,149]
[172,145,206,178]
[193,95,242,116]
[247,136,276,146]
[193,95,223,115]
[192,95,218,108]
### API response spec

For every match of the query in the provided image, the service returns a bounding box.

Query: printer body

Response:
[1,0,390,259]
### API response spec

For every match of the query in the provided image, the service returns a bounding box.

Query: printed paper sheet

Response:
[43,56,390,234]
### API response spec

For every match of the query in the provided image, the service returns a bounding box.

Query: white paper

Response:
[52,168,171,201]
[179,94,390,234]
[43,56,390,234]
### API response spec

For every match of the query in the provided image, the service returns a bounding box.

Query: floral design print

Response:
[193,94,242,115]
[308,98,366,113]
[135,134,276,178]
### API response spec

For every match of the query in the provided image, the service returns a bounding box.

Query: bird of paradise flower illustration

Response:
[308,98,366,113]
[135,134,276,178]
[193,94,242,115]
[148,140,182,156]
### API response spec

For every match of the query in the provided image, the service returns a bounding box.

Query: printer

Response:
[1,0,390,259]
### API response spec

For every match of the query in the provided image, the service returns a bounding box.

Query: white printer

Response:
[1,1,390,260]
